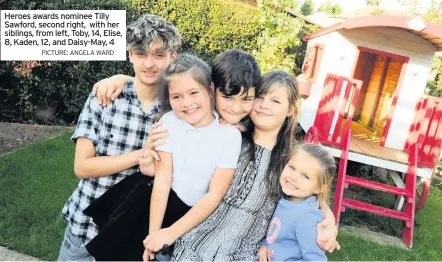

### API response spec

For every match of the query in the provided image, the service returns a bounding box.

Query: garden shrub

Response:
[2,0,315,124]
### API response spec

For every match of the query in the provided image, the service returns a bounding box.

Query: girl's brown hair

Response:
[156,53,214,120]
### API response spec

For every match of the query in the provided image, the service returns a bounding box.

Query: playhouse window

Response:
[302,43,323,82]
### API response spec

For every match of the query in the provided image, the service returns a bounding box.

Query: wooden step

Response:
[342,198,412,221]
[345,175,412,198]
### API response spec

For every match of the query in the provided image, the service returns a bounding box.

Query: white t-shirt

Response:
[155,111,242,206]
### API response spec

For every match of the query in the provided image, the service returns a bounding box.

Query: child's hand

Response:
[142,248,155,262]
[139,148,155,176]
[145,122,169,161]
[258,246,272,262]
[91,74,128,105]
[219,118,247,132]
[143,227,177,254]
[316,220,340,252]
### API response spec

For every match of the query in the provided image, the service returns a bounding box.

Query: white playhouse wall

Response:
[298,26,436,150]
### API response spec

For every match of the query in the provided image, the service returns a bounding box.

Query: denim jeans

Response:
[58,226,93,261]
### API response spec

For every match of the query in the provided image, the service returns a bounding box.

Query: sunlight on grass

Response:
[0,131,441,260]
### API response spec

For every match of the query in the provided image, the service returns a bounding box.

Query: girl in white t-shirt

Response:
[85,54,242,261]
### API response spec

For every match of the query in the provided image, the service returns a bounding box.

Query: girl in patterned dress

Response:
[146,71,338,261]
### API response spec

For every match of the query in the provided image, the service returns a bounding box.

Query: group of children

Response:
[59,14,338,262]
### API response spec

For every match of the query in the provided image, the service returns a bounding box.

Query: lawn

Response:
[0,132,441,260]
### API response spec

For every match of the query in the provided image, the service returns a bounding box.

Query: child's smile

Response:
[168,72,214,128]
[280,150,323,201]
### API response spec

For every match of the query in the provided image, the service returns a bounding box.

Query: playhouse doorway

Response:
[352,47,406,141]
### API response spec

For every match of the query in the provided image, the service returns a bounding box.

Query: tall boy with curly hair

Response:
[57,15,181,261]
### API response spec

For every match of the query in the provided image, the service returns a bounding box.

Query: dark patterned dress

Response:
[172,141,278,261]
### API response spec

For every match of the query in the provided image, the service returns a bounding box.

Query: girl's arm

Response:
[143,167,235,252]
[169,167,234,236]
[149,151,173,234]
[317,201,340,252]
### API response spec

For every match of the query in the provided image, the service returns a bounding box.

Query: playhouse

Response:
[297,15,442,248]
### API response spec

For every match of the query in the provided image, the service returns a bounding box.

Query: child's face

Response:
[280,151,322,201]
[129,40,176,87]
[215,87,255,124]
[168,72,213,127]
[250,84,294,132]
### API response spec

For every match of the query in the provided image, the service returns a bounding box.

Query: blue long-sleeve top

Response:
[262,196,327,261]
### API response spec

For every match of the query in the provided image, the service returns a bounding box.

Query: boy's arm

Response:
[294,212,328,261]
[74,138,142,179]
[72,94,142,179]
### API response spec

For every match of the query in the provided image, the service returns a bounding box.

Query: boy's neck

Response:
[253,127,279,149]
[133,78,158,110]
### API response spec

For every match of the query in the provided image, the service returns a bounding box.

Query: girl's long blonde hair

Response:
[293,143,336,204]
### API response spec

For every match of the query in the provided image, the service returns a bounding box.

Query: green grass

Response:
[0,132,441,260]
[328,186,442,260]
[0,132,77,260]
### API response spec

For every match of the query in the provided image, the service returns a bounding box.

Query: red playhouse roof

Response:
[303,15,442,51]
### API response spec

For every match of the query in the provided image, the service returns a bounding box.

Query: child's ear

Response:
[171,52,177,60]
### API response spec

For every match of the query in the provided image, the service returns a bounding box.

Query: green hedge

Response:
[1,0,312,124]
[1,0,261,124]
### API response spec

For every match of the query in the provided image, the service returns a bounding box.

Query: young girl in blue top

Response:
[84,53,242,261]
[259,143,336,261]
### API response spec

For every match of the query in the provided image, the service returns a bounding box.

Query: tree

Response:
[317,0,341,15]
[331,4,342,14]
[366,0,384,15]
[402,0,442,98]
[252,0,304,74]
[300,0,314,16]
[366,0,382,6]
[424,0,442,25]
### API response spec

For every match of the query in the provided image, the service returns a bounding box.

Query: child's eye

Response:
[289,165,295,171]
[243,97,253,101]
[191,91,199,95]
[222,96,232,100]
[302,174,310,180]
[156,53,164,58]
[172,96,180,100]
[272,99,281,104]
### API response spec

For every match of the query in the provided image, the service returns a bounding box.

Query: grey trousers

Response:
[58,226,93,261]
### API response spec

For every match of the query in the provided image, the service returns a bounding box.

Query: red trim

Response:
[311,44,325,82]
[303,15,442,50]
[350,48,361,77]
[357,46,408,62]
[304,23,343,41]
[297,80,312,97]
